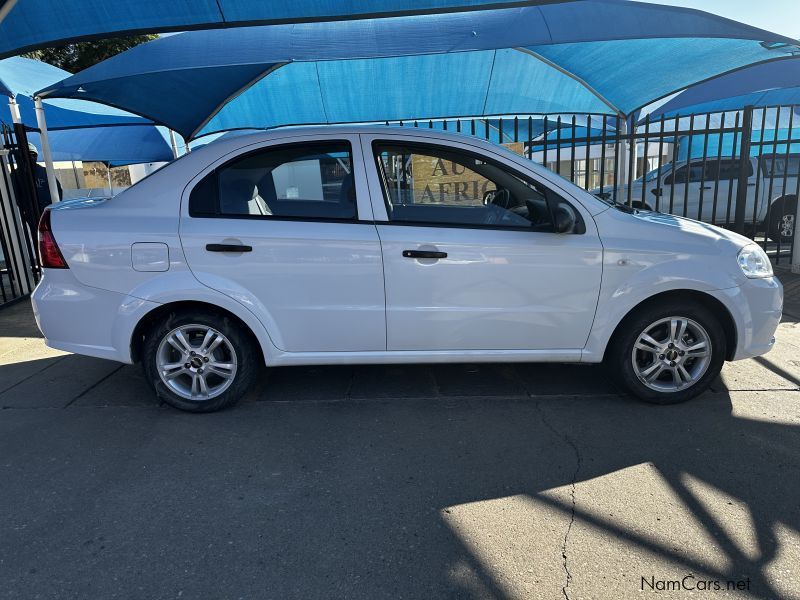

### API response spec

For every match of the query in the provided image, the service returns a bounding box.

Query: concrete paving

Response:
[0,300,799,599]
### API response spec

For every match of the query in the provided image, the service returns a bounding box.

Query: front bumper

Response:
[709,276,783,361]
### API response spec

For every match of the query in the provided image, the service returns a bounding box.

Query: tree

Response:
[23,35,158,73]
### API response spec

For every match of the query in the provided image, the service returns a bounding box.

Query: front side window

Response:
[374,142,581,232]
[190,142,356,220]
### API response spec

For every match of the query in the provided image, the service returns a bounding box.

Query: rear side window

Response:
[189,142,357,220]
[665,159,753,185]
[761,155,800,177]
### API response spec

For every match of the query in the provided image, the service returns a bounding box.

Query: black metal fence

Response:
[0,123,40,308]
[394,105,799,265]
[1,106,797,311]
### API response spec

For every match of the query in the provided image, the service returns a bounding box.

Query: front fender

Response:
[583,208,751,362]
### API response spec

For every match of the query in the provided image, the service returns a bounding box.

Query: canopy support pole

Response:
[33,97,61,203]
[169,130,179,159]
[182,136,190,154]
[8,97,21,124]
[618,119,629,194]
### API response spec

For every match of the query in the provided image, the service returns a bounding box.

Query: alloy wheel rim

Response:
[156,324,238,401]
[631,316,712,393]
[779,214,794,238]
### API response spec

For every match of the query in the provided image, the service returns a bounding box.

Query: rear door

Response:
[180,135,386,353]
[360,134,603,352]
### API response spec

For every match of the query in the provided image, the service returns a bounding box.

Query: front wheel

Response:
[768,195,797,243]
[142,310,259,412]
[605,302,726,404]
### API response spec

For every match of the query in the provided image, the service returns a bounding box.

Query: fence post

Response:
[733,105,754,234]
[0,145,35,296]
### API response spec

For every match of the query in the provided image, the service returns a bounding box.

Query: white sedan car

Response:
[32,127,783,412]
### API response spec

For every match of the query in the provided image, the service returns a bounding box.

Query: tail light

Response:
[38,209,68,269]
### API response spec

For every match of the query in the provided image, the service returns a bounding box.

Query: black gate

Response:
[393,106,799,265]
[0,123,41,307]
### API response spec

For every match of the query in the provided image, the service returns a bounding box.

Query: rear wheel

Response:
[768,195,797,243]
[605,301,726,404]
[142,310,259,412]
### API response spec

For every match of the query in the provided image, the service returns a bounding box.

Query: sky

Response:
[642,0,800,39]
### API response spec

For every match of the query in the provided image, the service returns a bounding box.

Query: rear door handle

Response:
[206,243,253,253]
[402,250,447,259]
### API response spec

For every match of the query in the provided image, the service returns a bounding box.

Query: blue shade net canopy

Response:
[38,0,800,141]
[0,57,172,165]
[644,58,800,120]
[0,0,553,59]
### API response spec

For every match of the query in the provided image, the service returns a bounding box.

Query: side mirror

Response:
[553,205,576,233]
[651,188,662,197]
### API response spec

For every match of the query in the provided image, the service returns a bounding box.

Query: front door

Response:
[362,136,603,352]
[180,136,385,353]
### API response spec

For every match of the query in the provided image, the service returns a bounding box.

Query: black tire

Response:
[142,309,260,412]
[604,300,726,405]
[768,195,797,243]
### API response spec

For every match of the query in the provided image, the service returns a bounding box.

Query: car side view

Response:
[32,127,784,412]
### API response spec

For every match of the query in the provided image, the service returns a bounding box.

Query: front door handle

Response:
[206,243,253,253]
[402,250,447,259]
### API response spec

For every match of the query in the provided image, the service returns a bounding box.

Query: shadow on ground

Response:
[1,297,799,598]
[1,358,798,598]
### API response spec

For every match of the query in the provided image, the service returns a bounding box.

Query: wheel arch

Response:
[603,289,738,362]
[130,300,266,366]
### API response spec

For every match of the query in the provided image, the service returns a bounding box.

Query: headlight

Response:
[737,244,773,279]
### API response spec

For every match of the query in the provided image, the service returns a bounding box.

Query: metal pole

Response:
[183,136,191,154]
[169,130,179,159]
[733,106,755,234]
[618,119,629,198]
[629,117,638,186]
[8,97,21,124]
[33,97,61,203]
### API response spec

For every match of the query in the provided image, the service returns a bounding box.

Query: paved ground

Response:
[1,291,799,599]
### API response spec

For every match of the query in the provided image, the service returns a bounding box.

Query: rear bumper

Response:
[31,269,158,363]
[709,277,783,361]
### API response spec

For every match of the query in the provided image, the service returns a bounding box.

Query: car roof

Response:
[204,124,492,146]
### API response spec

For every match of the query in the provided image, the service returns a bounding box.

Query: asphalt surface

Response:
[1,300,799,600]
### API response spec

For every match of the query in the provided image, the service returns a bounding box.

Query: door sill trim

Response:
[270,349,582,367]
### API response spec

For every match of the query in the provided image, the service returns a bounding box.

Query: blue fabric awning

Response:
[645,58,800,119]
[0,57,155,129]
[26,126,174,167]
[38,1,800,140]
[0,0,564,59]
[1,57,172,164]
